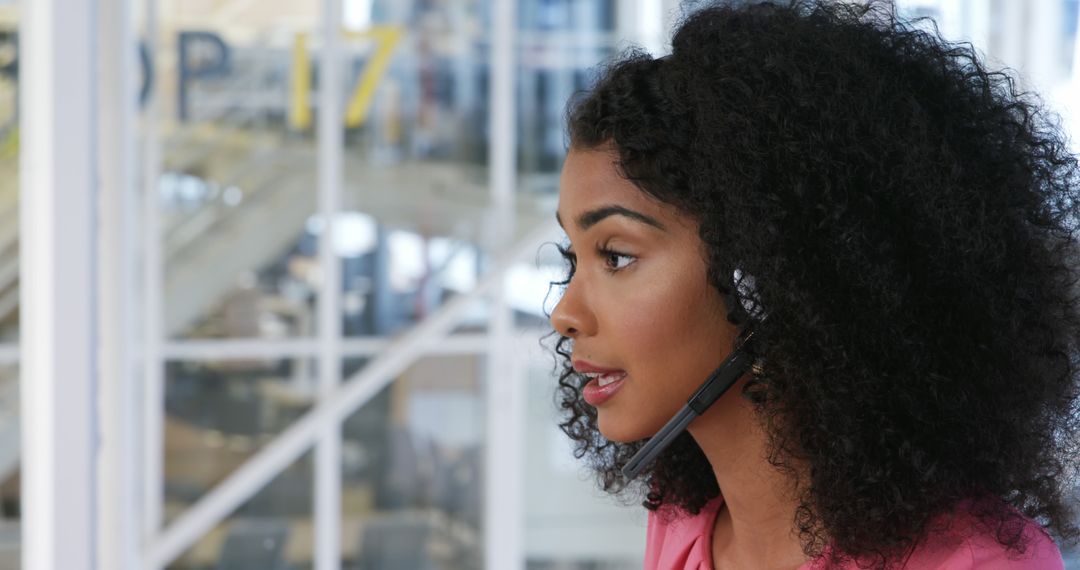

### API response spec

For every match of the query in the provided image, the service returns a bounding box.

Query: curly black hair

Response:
[546,0,1080,567]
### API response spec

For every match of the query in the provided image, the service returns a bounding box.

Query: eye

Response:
[598,246,636,273]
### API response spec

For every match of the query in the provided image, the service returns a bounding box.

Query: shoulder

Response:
[902,502,1064,570]
[802,499,1065,570]
[960,520,1062,569]
[644,497,724,570]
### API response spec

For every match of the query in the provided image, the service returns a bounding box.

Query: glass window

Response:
[338,0,513,338]
[0,1,17,343]
[0,363,16,568]
[164,359,316,524]
[154,3,319,340]
[166,451,313,570]
[342,355,484,567]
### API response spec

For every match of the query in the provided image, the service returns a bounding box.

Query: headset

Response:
[621,322,765,480]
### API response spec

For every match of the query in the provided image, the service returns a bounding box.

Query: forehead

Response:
[557,149,679,225]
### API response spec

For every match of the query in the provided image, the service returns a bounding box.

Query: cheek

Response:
[616,272,730,382]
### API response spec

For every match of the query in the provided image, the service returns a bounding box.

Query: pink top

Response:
[644,495,1065,569]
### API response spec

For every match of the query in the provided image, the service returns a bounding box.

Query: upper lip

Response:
[572,360,625,374]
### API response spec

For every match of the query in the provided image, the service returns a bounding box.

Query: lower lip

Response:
[582,375,627,406]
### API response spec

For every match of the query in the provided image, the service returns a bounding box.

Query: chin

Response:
[596,412,663,444]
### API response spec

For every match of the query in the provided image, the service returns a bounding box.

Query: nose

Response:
[550,278,595,338]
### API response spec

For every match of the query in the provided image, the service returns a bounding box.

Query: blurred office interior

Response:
[7,0,1080,568]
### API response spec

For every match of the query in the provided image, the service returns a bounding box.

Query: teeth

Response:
[583,371,626,387]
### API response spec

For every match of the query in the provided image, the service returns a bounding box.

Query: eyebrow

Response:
[555,205,667,233]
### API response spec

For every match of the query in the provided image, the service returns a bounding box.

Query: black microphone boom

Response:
[620,328,760,480]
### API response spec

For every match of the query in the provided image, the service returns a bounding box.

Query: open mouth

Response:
[582,371,627,387]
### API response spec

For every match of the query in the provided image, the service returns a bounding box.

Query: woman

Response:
[547,1,1080,569]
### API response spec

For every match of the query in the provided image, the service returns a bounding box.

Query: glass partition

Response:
[338,0,508,339]
[164,359,316,524]
[166,452,313,570]
[0,363,16,569]
[0,2,17,564]
[0,1,17,344]
[341,355,485,568]
[154,3,320,340]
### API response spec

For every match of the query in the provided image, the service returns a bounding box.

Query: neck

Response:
[687,380,811,569]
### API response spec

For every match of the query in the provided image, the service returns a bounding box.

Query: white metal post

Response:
[141,0,166,559]
[996,0,1025,81]
[960,0,990,58]
[484,0,524,567]
[1075,3,1080,80]
[20,0,98,567]
[1024,0,1064,92]
[613,0,667,54]
[98,0,141,567]
[662,0,681,44]
[317,0,345,567]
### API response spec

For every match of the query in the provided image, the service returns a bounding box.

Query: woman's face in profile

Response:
[551,148,741,442]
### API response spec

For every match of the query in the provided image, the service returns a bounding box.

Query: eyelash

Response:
[599,246,636,273]
[557,243,637,276]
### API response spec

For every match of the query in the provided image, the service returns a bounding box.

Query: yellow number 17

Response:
[289,26,404,131]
